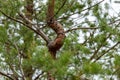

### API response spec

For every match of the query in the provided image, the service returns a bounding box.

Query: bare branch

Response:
[19,13,50,44]
[54,0,67,17]
[34,71,44,80]
[59,0,104,20]
[80,0,104,13]
[0,71,14,80]
[0,9,26,25]
[94,42,120,62]
[90,44,102,60]
[64,16,119,33]
[109,19,120,25]
[65,27,99,33]
[90,34,111,60]
[0,10,50,44]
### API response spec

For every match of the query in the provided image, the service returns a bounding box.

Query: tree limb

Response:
[94,42,120,62]
[0,9,26,25]
[59,0,105,20]
[79,0,104,13]
[81,30,95,45]
[0,9,50,44]
[0,71,14,80]
[19,13,50,44]
[90,34,111,60]
[54,0,67,17]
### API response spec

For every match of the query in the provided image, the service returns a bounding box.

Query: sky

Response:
[106,0,120,16]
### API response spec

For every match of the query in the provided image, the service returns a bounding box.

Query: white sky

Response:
[106,0,120,16]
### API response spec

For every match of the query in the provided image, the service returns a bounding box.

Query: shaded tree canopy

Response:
[0,0,120,80]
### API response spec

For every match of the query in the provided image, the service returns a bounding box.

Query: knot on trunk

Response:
[47,21,65,58]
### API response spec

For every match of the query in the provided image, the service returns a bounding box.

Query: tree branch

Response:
[81,30,95,45]
[79,0,104,13]
[109,19,120,25]
[65,27,99,33]
[0,9,26,25]
[0,9,50,44]
[54,0,67,17]
[13,42,25,80]
[59,0,104,20]
[19,13,50,44]
[90,34,111,60]
[0,71,14,80]
[94,42,120,62]
[64,15,119,33]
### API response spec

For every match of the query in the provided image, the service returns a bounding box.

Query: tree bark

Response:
[46,0,65,80]
[47,0,65,59]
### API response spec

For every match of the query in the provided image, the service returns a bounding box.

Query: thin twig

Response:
[13,42,25,80]
[59,0,104,20]
[54,0,67,17]
[81,30,95,45]
[18,13,50,43]
[65,27,99,33]
[90,34,111,60]
[80,0,104,13]
[4,41,20,79]
[109,18,120,25]
[64,15,120,33]
[0,10,50,44]
[94,42,120,62]
[110,67,120,79]
[90,44,102,60]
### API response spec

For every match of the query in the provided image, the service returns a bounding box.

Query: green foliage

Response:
[114,55,120,66]
[0,0,23,16]
[0,0,120,79]
[0,26,7,43]
[82,62,103,74]
[93,5,100,18]
[114,55,120,78]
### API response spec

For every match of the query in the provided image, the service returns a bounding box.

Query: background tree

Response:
[0,0,120,80]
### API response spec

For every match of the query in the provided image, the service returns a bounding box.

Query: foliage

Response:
[0,0,120,80]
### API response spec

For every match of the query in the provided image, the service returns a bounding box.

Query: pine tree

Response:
[0,0,120,80]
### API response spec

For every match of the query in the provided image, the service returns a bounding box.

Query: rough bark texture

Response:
[46,0,65,80]
[47,0,65,59]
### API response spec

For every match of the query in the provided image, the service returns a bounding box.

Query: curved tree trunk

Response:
[47,0,65,59]
[46,0,65,80]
